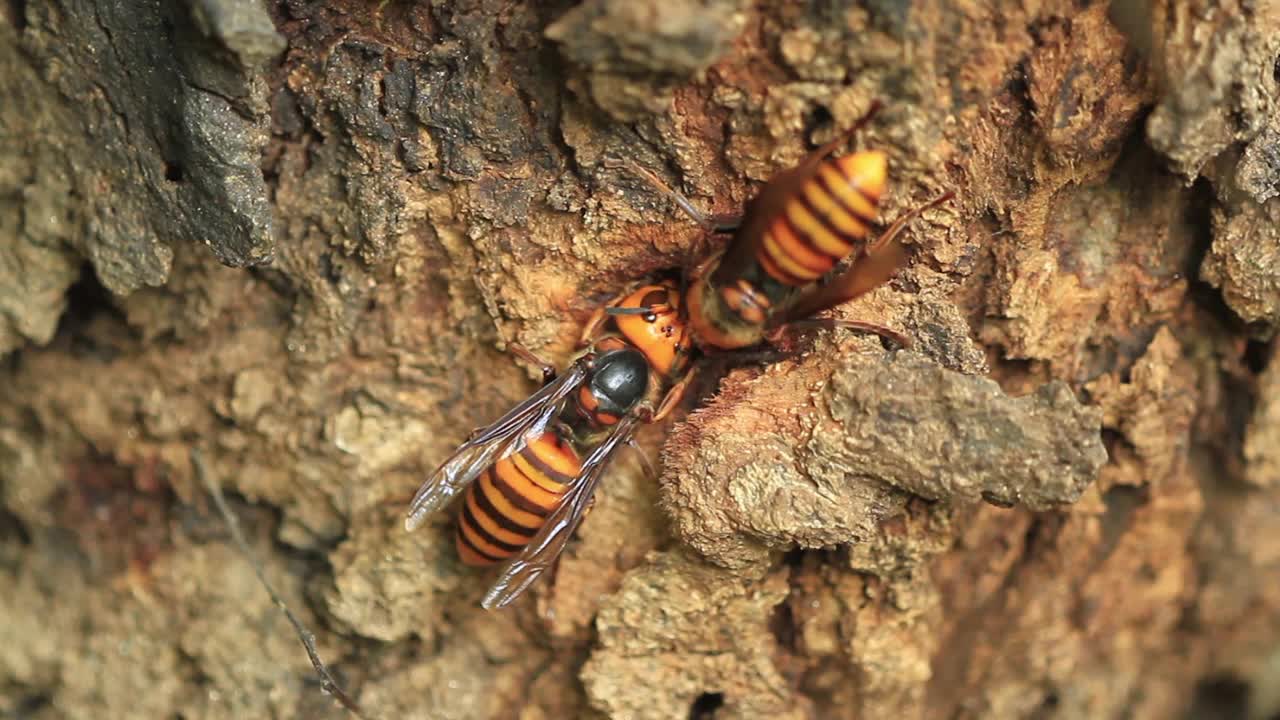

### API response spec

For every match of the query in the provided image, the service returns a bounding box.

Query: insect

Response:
[408,103,951,608]
[619,101,953,351]
[404,282,693,609]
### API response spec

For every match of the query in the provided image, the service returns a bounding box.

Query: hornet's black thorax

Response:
[587,348,649,418]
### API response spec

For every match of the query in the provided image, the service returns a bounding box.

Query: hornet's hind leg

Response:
[770,317,911,350]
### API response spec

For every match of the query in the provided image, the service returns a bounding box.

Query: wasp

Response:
[619,101,954,351]
[407,104,950,608]
[404,282,693,609]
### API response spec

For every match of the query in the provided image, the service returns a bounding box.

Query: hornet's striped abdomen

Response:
[456,430,581,566]
[757,151,887,286]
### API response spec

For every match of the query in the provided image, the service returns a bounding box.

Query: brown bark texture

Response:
[1,0,1278,718]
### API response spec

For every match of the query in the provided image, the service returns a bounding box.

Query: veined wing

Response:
[480,413,641,609]
[403,358,590,532]
[714,105,883,286]
[781,190,952,323]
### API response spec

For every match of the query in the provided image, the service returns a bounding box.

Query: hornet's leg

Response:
[508,342,557,385]
[797,99,884,171]
[651,369,698,423]
[865,191,956,256]
[611,158,742,233]
[625,437,657,479]
[581,289,634,347]
[716,317,908,369]
[775,317,911,350]
[579,306,611,349]
[711,345,790,368]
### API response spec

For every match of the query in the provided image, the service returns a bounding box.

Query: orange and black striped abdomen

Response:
[757,151,888,286]
[456,430,581,566]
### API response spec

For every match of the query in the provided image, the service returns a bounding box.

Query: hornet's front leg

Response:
[507,342,557,385]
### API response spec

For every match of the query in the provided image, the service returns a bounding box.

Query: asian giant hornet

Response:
[616,101,954,351]
[406,103,951,608]
[403,282,693,609]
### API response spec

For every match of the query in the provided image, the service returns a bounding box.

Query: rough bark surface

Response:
[1,1,1278,719]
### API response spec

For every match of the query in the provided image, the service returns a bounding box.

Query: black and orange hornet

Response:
[620,101,953,351]
[408,104,951,608]
[403,282,694,609]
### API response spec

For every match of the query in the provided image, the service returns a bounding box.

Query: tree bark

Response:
[1,1,1278,719]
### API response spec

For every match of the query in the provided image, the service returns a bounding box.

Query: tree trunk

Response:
[1,1,1278,719]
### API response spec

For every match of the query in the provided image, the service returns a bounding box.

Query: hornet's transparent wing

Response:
[403,358,591,532]
[714,103,883,286]
[480,413,641,609]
